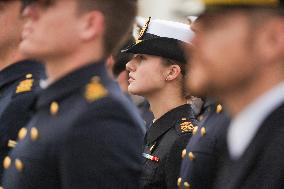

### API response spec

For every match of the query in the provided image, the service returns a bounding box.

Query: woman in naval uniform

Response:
[124,17,198,189]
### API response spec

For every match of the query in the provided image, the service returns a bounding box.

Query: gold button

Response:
[18,128,27,140]
[177,177,182,187]
[189,152,196,161]
[216,104,223,114]
[50,101,59,115]
[26,74,33,79]
[8,140,17,148]
[31,127,39,141]
[3,156,11,169]
[193,126,198,135]
[184,182,190,189]
[182,149,187,159]
[201,127,206,136]
[15,159,24,172]
[181,118,187,121]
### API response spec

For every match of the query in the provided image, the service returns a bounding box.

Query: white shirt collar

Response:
[228,81,284,160]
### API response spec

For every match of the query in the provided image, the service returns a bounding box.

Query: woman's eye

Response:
[139,55,146,60]
[134,55,146,64]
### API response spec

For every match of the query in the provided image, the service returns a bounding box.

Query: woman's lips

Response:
[128,75,135,83]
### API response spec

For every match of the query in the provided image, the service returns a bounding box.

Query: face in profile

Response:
[19,0,84,60]
[185,11,262,98]
[126,54,170,97]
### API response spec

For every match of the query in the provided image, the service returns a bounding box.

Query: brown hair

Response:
[76,0,138,57]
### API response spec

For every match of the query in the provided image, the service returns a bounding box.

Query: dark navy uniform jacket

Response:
[141,104,198,189]
[2,61,145,189]
[214,102,284,189]
[137,99,154,129]
[0,60,45,178]
[178,101,230,189]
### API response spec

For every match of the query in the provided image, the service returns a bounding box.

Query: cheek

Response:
[128,64,165,95]
[186,33,239,94]
[25,19,80,54]
[186,57,209,94]
[0,14,21,42]
[196,31,247,75]
[41,19,77,44]
[202,36,232,63]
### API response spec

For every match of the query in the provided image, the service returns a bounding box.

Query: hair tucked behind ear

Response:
[162,58,191,99]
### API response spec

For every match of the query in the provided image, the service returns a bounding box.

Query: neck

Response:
[221,66,284,117]
[0,47,23,71]
[45,45,104,84]
[146,87,187,120]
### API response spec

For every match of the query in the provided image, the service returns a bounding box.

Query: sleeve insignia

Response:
[85,76,108,102]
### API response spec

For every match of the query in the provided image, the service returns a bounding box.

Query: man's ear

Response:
[165,65,182,81]
[256,18,284,64]
[80,11,105,41]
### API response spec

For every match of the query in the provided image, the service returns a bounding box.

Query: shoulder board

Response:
[84,76,108,103]
[15,73,34,94]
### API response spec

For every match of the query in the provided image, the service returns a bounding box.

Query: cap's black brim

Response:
[122,37,188,63]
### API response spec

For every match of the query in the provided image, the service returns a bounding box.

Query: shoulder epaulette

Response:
[15,73,34,94]
[84,76,108,102]
[175,117,195,134]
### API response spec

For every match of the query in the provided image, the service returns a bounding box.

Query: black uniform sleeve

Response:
[59,97,144,189]
[165,134,192,189]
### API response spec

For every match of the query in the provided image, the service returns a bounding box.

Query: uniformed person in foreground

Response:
[124,17,197,189]
[0,0,45,179]
[178,98,230,189]
[183,0,284,188]
[178,18,230,189]
[2,0,145,188]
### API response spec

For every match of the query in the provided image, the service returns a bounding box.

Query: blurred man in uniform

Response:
[0,0,45,179]
[182,0,284,188]
[2,0,145,189]
[178,17,230,189]
[178,99,230,189]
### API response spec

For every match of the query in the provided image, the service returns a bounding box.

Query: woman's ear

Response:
[165,65,182,81]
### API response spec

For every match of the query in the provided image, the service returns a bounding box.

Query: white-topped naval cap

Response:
[146,19,194,43]
[136,17,194,44]
[124,17,195,63]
